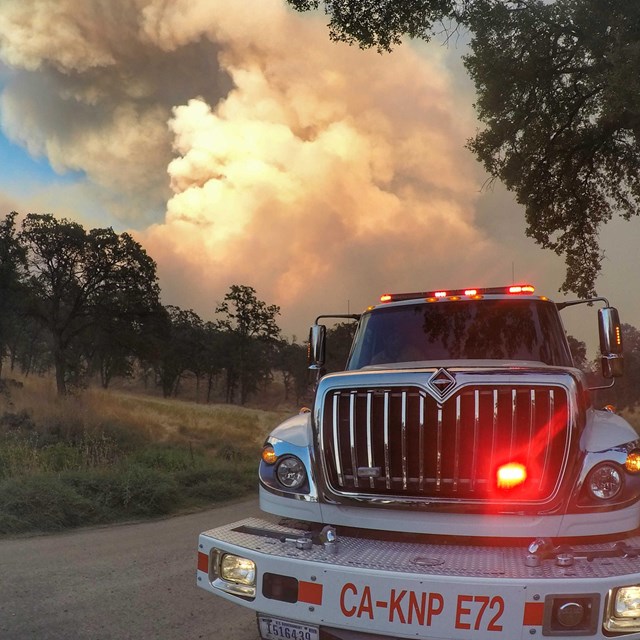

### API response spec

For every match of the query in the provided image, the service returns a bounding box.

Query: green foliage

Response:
[597,324,640,412]
[288,0,459,52]
[215,285,282,404]
[567,335,588,371]
[465,0,640,297]
[325,321,358,372]
[19,213,161,394]
[0,390,270,535]
[0,475,97,533]
[0,212,28,378]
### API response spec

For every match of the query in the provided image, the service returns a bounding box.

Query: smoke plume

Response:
[0,0,536,335]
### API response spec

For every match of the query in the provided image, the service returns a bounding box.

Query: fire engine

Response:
[197,284,640,639]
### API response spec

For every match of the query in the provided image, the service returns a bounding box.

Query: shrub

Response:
[0,475,97,534]
[62,465,180,517]
[131,443,201,472]
[175,460,257,503]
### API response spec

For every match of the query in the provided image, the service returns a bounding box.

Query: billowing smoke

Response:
[0,0,231,224]
[0,0,551,335]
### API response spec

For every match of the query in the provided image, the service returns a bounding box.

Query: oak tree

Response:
[20,214,160,394]
[215,285,281,404]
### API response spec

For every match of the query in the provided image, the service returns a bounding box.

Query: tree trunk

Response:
[54,350,67,395]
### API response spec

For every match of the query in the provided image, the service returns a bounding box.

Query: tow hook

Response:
[320,525,339,554]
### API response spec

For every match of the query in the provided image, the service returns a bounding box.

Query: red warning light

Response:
[434,291,447,298]
[380,294,392,303]
[497,462,527,489]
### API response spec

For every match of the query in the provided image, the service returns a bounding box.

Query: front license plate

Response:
[258,616,319,640]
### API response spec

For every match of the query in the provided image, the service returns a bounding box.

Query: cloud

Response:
[0,0,567,337]
[0,0,231,225]
[134,0,504,331]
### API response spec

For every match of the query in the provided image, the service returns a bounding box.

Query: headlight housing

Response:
[276,456,307,489]
[588,463,623,500]
[605,585,640,632]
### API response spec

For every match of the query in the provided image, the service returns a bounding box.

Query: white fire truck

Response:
[197,284,640,639]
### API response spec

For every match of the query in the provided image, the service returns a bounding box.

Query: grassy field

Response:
[0,376,293,535]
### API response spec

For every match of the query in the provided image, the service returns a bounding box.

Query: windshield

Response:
[347,299,572,369]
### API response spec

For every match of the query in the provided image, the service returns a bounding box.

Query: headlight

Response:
[276,456,307,489]
[605,585,640,632]
[588,463,623,500]
[220,554,256,586]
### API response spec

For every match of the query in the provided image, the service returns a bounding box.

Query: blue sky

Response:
[0,128,82,191]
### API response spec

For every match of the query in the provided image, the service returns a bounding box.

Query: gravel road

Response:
[0,497,262,640]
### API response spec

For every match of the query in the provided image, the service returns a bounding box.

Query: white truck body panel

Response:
[198,517,640,640]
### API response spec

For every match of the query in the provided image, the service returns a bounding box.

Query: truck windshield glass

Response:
[347,299,572,369]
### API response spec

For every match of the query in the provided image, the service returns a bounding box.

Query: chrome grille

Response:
[320,384,570,501]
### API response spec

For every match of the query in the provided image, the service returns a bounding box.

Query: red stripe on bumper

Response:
[298,581,323,605]
[523,601,544,626]
[197,551,209,573]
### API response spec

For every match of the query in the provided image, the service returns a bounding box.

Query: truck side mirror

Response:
[599,307,624,378]
[308,324,326,371]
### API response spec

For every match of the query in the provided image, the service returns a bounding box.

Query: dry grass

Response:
[0,374,294,534]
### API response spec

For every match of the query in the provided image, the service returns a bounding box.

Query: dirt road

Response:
[0,498,262,640]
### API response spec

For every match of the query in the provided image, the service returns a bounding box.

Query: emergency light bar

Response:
[380,284,535,303]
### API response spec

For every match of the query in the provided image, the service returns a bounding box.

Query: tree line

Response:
[2,211,640,410]
[0,211,358,404]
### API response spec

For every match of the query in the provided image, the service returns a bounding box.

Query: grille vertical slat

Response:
[332,392,344,485]
[470,390,480,492]
[436,406,443,492]
[527,390,535,467]
[384,391,391,490]
[322,383,570,502]
[539,390,555,492]
[490,389,498,477]
[401,391,408,490]
[366,391,374,489]
[418,394,425,491]
[510,389,517,457]
[349,391,359,489]
[453,395,461,492]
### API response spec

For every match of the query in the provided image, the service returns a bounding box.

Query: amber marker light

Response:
[380,294,392,303]
[508,285,535,294]
[626,451,640,473]
[262,445,277,465]
[497,462,527,489]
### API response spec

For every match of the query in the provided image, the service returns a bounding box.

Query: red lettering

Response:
[427,592,444,626]
[408,592,426,625]
[455,594,505,632]
[488,596,504,631]
[340,583,357,617]
[389,589,407,624]
[474,595,489,630]
[455,594,473,630]
[357,586,374,620]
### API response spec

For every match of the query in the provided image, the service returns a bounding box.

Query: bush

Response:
[0,475,97,534]
[62,465,181,517]
[131,443,201,472]
[175,460,257,502]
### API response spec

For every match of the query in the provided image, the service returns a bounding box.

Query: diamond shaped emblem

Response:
[428,368,456,400]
